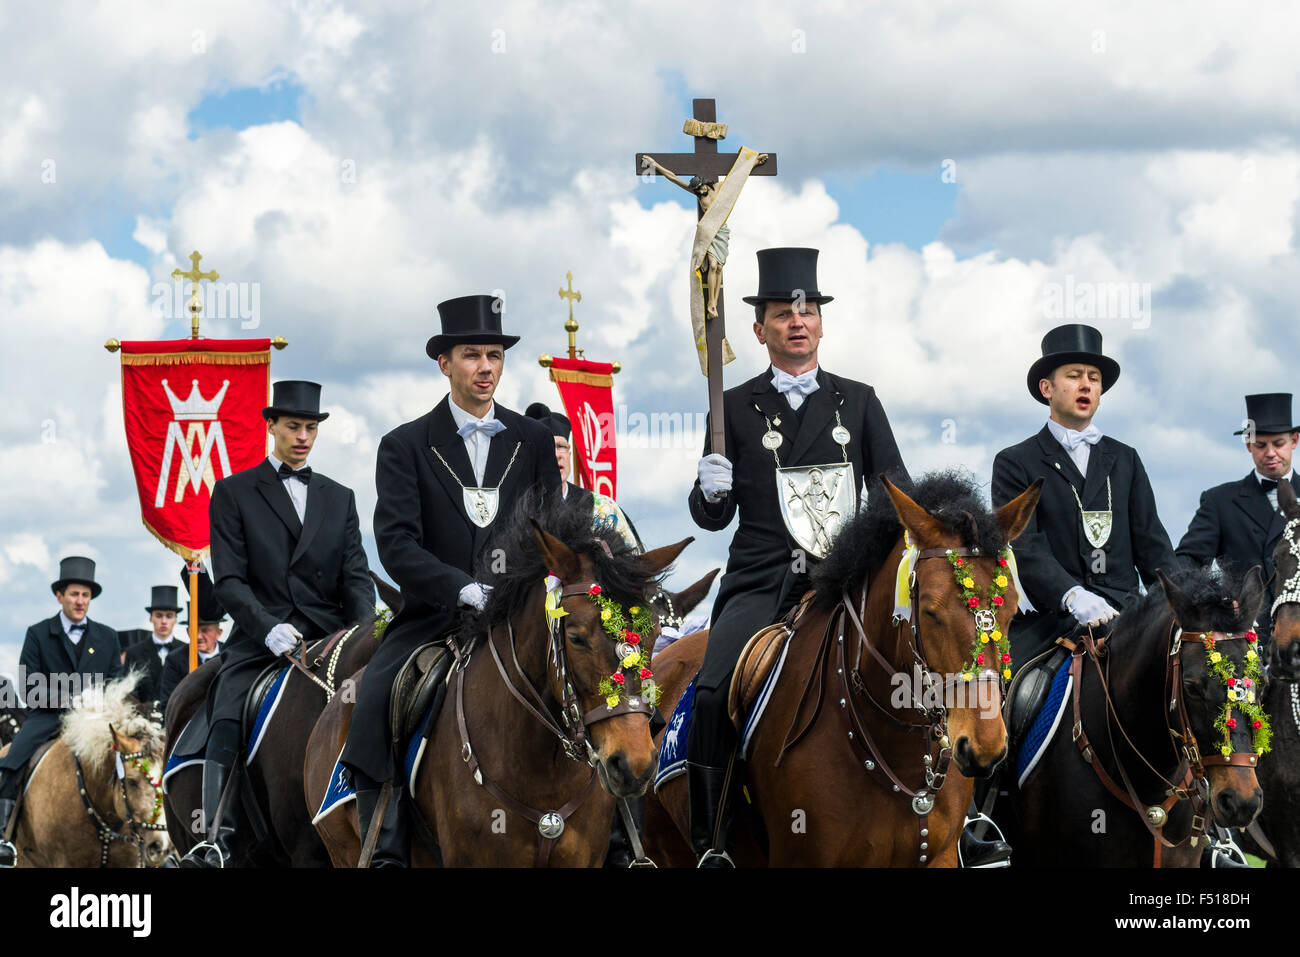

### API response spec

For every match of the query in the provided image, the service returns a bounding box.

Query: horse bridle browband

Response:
[74,729,167,868]
[453,577,654,866]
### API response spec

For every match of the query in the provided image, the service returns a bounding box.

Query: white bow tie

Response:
[772,368,820,409]
[457,418,506,439]
[1058,424,1102,451]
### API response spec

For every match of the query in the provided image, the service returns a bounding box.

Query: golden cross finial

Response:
[171,250,219,338]
[558,270,584,359]
[558,270,582,322]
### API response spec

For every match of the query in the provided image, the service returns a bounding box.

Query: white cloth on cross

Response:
[689,146,765,377]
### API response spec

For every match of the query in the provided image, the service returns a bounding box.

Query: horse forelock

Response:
[60,671,162,769]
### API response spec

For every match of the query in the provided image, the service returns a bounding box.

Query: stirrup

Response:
[1209,830,1250,868]
[179,839,227,869]
[959,812,1012,869]
[0,838,16,868]
[697,848,735,868]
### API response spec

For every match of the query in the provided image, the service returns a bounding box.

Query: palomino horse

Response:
[1249,479,1300,866]
[645,472,1042,866]
[1011,565,1267,867]
[2,673,169,867]
[307,492,694,866]
[163,610,385,866]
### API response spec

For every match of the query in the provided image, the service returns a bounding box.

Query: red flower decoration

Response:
[1246,631,1258,643]
[1227,677,1236,687]
[1001,653,1011,663]
[999,558,1009,567]
[627,632,641,645]
[1254,720,1263,730]
[1244,678,1253,688]
[967,597,979,608]
[588,584,601,596]
[611,672,625,685]
[976,653,985,665]
[992,595,1004,606]
[1226,718,1237,729]
[954,558,964,566]
[639,668,652,680]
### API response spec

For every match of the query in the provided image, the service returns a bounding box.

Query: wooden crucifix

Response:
[635,98,777,459]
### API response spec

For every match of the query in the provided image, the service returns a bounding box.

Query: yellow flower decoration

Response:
[600,607,612,622]
[962,577,975,590]
[629,606,641,615]
[1209,651,1221,664]
[622,652,641,669]
[1247,649,1258,661]
[1002,668,1012,680]
[963,673,973,682]
[995,575,1008,588]
[606,694,621,708]
[980,634,990,644]
[991,630,1002,642]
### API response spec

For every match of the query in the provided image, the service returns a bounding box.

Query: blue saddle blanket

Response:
[1015,656,1073,787]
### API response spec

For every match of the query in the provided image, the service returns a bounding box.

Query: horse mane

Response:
[478,486,663,626]
[1117,563,1252,639]
[812,469,1008,609]
[60,670,161,771]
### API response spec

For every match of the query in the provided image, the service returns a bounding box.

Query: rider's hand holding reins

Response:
[1064,586,1118,627]
[458,582,492,612]
[698,453,733,502]
[265,622,302,655]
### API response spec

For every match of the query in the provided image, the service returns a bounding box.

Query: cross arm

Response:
[634,152,778,180]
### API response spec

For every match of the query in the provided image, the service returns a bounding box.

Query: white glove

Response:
[458,582,492,611]
[1063,586,1119,627]
[264,622,302,655]
[698,453,733,503]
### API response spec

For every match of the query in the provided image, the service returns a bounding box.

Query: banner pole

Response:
[188,562,199,673]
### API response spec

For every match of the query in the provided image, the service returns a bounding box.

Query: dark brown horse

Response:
[1249,480,1300,866]
[1011,565,1267,867]
[163,611,384,866]
[645,472,1042,866]
[307,494,695,866]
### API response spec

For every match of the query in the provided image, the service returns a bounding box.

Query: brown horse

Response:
[3,673,169,867]
[645,472,1042,866]
[307,495,695,866]
[163,611,384,866]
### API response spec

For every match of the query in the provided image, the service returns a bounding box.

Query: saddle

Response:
[727,594,811,732]
[1,740,56,844]
[1004,636,1077,761]
[388,641,453,749]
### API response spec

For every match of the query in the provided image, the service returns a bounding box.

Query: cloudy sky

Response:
[3,1,1299,677]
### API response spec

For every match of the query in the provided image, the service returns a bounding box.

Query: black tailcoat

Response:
[688,368,907,692]
[206,459,374,729]
[991,425,1177,665]
[1176,471,1300,643]
[159,642,223,716]
[341,397,560,784]
[123,636,186,703]
[0,615,122,773]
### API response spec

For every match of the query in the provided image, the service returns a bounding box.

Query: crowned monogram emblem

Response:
[155,378,233,507]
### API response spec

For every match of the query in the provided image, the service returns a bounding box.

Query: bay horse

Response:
[645,471,1042,866]
[306,492,693,866]
[163,610,385,866]
[1011,565,1267,867]
[1248,479,1300,866]
[2,673,169,867]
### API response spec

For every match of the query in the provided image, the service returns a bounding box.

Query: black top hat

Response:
[178,565,227,625]
[742,247,834,306]
[263,380,329,421]
[525,402,571,440]
[1234,393,1298,436]
[145,585,182,613]
[1026,324,1121,405]
[51,555,101,599]
[425,295,521,360]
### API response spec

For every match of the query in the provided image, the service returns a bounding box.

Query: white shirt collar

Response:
[1255,470,1295,485]
[267,452,310,475]
[152,634,172,647]
[448,399,497,430]
[59,611,85,636]
[1045,418,1102,445]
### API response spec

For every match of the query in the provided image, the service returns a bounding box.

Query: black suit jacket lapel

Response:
[425,400,477,524]
[482,416,521,489]
[74,621,101,672]
[256,459,303,537]
[787,370,840,465]
[1235,473,1276,536]
[1081,439,1116,507]
[1036,425,1085,492]
[749,375,798,452]
[291,472,329,564]
[48,617,77,672]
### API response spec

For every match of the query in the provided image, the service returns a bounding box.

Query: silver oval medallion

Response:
[762,430,783,450]
[911,791,935,816]
[538,811,565,839]
[616,641,636,659]
[832,425,851,446]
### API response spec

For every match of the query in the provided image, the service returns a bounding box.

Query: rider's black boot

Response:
[179,759,237,868]
[0,796,17,868]
[356,786,409,868]
[687,760,735,868]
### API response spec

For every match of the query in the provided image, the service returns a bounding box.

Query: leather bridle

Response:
[74,730,167,868]
[453,578,654,866]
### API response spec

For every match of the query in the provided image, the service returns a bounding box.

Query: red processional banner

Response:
[117,338,270,561]
[548,357,617,498]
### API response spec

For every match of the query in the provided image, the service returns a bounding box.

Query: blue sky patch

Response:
[187,77,305,137]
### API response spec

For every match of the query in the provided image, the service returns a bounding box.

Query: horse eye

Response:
[567,631,589,648]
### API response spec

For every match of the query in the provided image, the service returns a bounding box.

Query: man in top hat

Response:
[0,556,122,867]
[180,380,375,867]
[340,295,560,867]
[1177,393,1300,646]
[684,247,908,866]
[160,564,227,715]
[525,401,643,551]
[123,584,186,704]
[992,324,1177,664]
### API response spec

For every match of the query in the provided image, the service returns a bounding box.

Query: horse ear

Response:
[1238,564,1268,629]
[638,537,694,577]
[671,567,721,616]
[369,571,403,614]
[1280,479,1299,519]
[882,477,943,546]
[996,478,1043,543]
[1155,568,1192,625]
[531,520,580,581]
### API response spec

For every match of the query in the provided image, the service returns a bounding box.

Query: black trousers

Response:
[341,619,430,786]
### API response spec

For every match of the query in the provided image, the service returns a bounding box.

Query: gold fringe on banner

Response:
[548,368,613,388]
[142,517,210,564]
[120,351,270,366]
